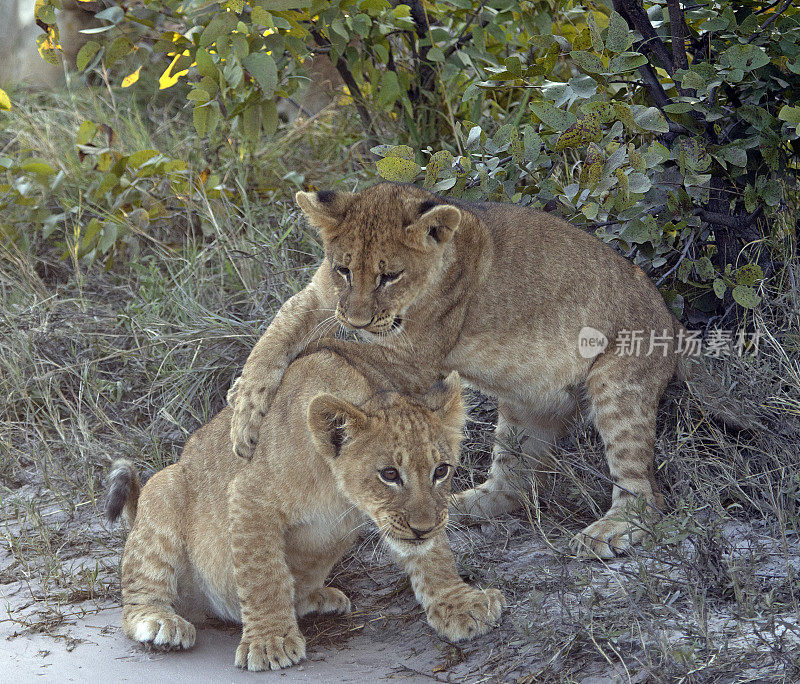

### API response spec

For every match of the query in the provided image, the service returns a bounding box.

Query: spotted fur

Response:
[113,356,503,671]
[229,183,684,558]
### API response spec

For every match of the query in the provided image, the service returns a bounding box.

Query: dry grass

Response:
[1,88,799,682]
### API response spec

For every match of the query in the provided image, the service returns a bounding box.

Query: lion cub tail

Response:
[105,458,141,526]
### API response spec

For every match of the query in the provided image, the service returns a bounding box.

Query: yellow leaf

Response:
[0,87,10,111]
[159,54,188,90]
[121,66,141,88]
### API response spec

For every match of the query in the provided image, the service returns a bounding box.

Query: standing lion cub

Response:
[107,350,504,671]
[228,182,686,558]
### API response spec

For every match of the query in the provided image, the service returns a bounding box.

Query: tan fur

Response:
[228,183,688,559]
[112,356,504,671]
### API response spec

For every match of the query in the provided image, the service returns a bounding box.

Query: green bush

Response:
[14,0,800,320]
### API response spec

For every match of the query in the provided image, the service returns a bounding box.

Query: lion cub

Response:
[228,182,686,558]
[107,351,504,671]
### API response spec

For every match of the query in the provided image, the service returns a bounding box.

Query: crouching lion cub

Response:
[106,351,504,671]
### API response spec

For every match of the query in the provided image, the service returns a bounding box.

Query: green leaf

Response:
[82,218,104,250]
[242,103,261,139]
[187,88,211,103]
[627,172,651,194]
[424,150,453,188]
[554,115,602,150]
[695,256,715,281]
[21,159,57,176]
[251,5,272,25]
[735,264,763,286]
[105,36,135,67]
[383,145,415,160]
[713,278,727,299]
[76,120,96,146]
[720,146,747,167]
[571,50,604,74]
[505,56,522,76]
[376,70,400,108]
[587,12,604,53]
[778,105,800,124]
[196,48,216,80]
[732,284,761,309]
[633,107,669,133]
[200,13,238,47]
[744,184,757,213]
[36,3,56,24]
[96,222,118,255]
[242,52,277,96]
[376,156,421,183]
[95,6,124,23]
[128,150,160,168]
[530,102,576,131]
[721,44,770,72]
[193,105,209,137]
[579,143,603,188]
[606,11,632,53]
[262,100,279,136]
[608,52,648,74]
[76,41,101,71]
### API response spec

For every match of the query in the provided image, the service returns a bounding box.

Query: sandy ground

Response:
[2,483,798,682]
[0,605,443,683]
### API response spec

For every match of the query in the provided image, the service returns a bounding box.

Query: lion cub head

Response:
[306,371,464,556]
[296,184,462,338]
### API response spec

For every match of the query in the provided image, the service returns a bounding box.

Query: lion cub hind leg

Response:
[398,535,505,642]
[120,470,196,650]
[573,352,672,559]
[453,396,574,524]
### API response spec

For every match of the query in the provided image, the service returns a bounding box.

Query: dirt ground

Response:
[3,472,799,683]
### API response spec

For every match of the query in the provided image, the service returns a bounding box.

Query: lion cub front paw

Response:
[426,587,505,642]
[296,587,351,618]
[228,371,283,460]
[124,610,196,650]
[235,628,306,671]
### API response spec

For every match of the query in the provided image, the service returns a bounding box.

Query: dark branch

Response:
[614,0,676,75]
[749,0,793,42]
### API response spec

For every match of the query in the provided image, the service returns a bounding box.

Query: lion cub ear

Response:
[295,190,354,236]
[406,203,462,249]
[424,371,465,434]
[307,394,368,458]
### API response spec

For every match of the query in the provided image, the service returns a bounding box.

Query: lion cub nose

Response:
[409,524,436,539]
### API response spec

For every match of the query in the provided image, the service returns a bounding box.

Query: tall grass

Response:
[1,87,799,680]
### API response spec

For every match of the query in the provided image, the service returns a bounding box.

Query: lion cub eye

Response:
[334,265,351,282]
[377,271,403,288]
[433,464,451,482]
[379,467,401,484]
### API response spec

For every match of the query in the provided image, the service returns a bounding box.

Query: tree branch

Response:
[614,0,676,75]
[666,0,691,98]
[748,0,793,42]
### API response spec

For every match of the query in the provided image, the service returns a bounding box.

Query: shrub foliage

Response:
[5,0,800,320]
